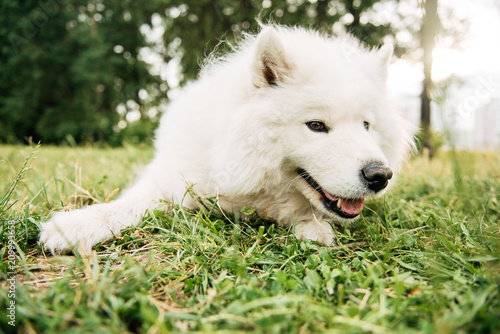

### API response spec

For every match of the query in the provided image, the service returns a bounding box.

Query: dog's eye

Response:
[306,121,328,133]
[363,121,370,131]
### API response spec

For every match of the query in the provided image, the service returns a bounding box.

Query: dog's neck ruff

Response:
[297,168,365,219]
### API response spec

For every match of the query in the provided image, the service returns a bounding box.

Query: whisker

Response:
[278,174,304,196]
[278,171,325,223]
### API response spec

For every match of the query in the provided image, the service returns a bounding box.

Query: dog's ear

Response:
[376,44,393,80]
[252,27,293,88]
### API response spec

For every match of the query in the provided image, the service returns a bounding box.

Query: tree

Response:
[162,0,396,83]
[0,0,403,145]
[419,0,440,157]
[0,0,164,145]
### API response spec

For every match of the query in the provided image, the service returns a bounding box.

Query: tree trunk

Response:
[420,0,439,158]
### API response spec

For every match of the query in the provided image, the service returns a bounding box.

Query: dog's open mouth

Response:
[297,168,364,219]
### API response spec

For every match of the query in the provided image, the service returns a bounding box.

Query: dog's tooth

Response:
[337,199,342,208]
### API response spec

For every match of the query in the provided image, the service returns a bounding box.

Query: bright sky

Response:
[433,0,500,80]
[390,0,500,86]
[388,0,500,145]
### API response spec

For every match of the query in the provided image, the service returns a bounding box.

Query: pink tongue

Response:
[340,198,365,215]
[323,190,364,215]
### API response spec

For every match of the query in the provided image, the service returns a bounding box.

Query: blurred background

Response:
[1,0,499,154]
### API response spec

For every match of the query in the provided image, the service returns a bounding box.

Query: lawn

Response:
[1,144,499,333]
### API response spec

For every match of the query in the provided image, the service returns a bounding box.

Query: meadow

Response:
[1,144,499,333]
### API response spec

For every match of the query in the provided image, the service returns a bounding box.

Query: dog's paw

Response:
[39,206,117,254]
[294,221,336,245]
[39,215,74,254]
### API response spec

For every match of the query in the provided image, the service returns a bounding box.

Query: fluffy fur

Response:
[40,25,414,253]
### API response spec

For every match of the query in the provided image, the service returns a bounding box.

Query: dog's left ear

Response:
[252,27,294,88]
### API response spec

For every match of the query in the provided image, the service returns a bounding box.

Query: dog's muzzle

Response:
[297,168,365,219]
[298,162,392,219]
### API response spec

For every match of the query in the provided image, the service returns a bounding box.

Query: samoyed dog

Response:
[40,25,413,253]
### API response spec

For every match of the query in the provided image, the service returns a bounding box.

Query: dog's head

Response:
[244,26,414,221]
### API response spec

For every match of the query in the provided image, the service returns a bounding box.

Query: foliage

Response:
[415,128,444,155]
[1,0,399,146]
[164,0,395,81]
[0,0,163,145]
[1,145,499,333]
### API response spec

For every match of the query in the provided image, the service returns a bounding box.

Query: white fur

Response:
[40,25,413,253]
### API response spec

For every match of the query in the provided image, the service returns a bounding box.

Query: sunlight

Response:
[433,0,500,82]
[432,35,500,82]
[432,47,469,81]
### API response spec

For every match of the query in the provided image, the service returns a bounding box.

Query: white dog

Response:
[40,25,413,253]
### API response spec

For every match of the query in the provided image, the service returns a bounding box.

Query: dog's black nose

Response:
[362,163,393,192]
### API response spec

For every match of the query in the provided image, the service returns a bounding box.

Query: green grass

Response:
[1,144,499,333]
